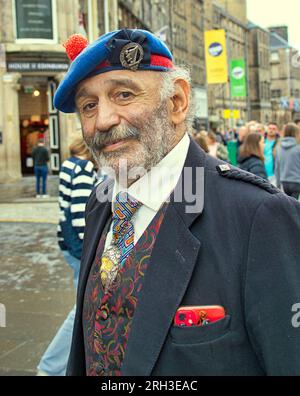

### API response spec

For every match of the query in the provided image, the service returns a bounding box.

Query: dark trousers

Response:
[282,182,300,200]
[34,165,48,195]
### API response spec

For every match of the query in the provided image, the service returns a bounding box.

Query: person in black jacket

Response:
[32,139,50,198]
[238,132,268,180]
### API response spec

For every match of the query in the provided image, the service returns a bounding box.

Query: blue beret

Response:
[54,29,174,113]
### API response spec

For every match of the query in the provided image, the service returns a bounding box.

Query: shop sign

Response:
[7,62,69,72]
[15,0,54,40]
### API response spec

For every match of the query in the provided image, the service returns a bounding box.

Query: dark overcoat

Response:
[67,138,300,376]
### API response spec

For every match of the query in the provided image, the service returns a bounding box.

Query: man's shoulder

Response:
[203,155,280,205]
[202,155,300,229]
[216,163,275,192]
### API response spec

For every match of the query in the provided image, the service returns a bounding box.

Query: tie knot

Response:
[113,192,141,222]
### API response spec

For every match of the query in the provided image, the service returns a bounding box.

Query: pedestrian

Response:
[54,29,300,376]
[237,125,249,143]
[275,123,300,199]
[264,122,280,184]
[238,132,268,179]
[205,131,228,161]
[31,138,50,198]
[255,123,266,137]
[193,134,209,153]
[37,138,97,376]
[294,118,300,128]
[214,129,226,145]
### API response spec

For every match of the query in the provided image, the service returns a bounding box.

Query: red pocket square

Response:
[174,305,225,327]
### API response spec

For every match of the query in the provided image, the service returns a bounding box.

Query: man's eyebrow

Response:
[75,88,90,103]
[75,78,143,104]
[104,78,143,90]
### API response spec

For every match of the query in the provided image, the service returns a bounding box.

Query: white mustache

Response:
[87,125,140,151]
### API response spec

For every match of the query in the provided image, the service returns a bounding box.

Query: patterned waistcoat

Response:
[83,204,168,376]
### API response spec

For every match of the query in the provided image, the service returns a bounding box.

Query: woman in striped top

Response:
[57,139,97,267]
[37,138,97,376]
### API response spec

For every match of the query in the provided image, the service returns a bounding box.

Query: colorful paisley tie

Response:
[112,191,141,267]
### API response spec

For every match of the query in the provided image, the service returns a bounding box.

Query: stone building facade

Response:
[206,0,249,130]
[248,23,272,124]
[0,0,85,182]
[269,29,300,125]
[169,0,207,127]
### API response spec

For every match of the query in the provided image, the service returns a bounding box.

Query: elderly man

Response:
[54,29,300,376]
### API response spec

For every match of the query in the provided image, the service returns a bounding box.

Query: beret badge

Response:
[120,42,144,71]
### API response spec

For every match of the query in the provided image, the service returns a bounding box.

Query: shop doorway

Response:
[19,76,60,175]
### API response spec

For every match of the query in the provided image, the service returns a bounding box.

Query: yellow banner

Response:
[223,109,241,119]
[223,109,231,119]
[205,30,228,84]
[233,110,240,119]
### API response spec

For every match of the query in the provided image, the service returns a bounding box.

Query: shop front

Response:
[3,59,69,179]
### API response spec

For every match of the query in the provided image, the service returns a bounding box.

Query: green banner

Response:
[230,59,247,98]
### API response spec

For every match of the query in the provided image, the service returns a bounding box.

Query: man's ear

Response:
[169,79,190,126]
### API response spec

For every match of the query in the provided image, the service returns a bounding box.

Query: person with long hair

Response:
[193,132,209,153]
[205,131,228,161]
[275,123,300,199]
[238,132,268,180]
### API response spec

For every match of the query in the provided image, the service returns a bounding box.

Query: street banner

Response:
[223,109,240,119]
[223,109,231,119]
[230,59,247,98]
[233,109,240,119]
[205,29,228,84]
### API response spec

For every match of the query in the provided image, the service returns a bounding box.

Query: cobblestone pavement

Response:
[0,177,75,376]
[0,202,59,224]
[0,176,59,204]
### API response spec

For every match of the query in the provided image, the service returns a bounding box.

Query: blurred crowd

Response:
[192,120,300,200]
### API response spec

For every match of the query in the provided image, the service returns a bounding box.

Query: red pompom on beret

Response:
[63,34,89,61]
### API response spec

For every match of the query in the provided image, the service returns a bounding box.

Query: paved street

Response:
[0,177,75,376]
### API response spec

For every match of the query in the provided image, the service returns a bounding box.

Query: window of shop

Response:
[13,0,57,43]
[18,76,56,176]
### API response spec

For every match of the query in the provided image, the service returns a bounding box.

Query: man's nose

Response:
[94,100,120,132]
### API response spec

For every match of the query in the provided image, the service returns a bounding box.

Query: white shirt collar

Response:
[112,133,190,212]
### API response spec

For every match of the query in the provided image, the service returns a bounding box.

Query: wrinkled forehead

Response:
[76,69,163,97]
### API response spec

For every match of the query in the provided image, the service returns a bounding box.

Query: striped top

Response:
[57,156,97,252]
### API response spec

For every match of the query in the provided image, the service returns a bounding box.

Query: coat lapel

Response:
[121,139,206,376]
[77,185,113,304]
